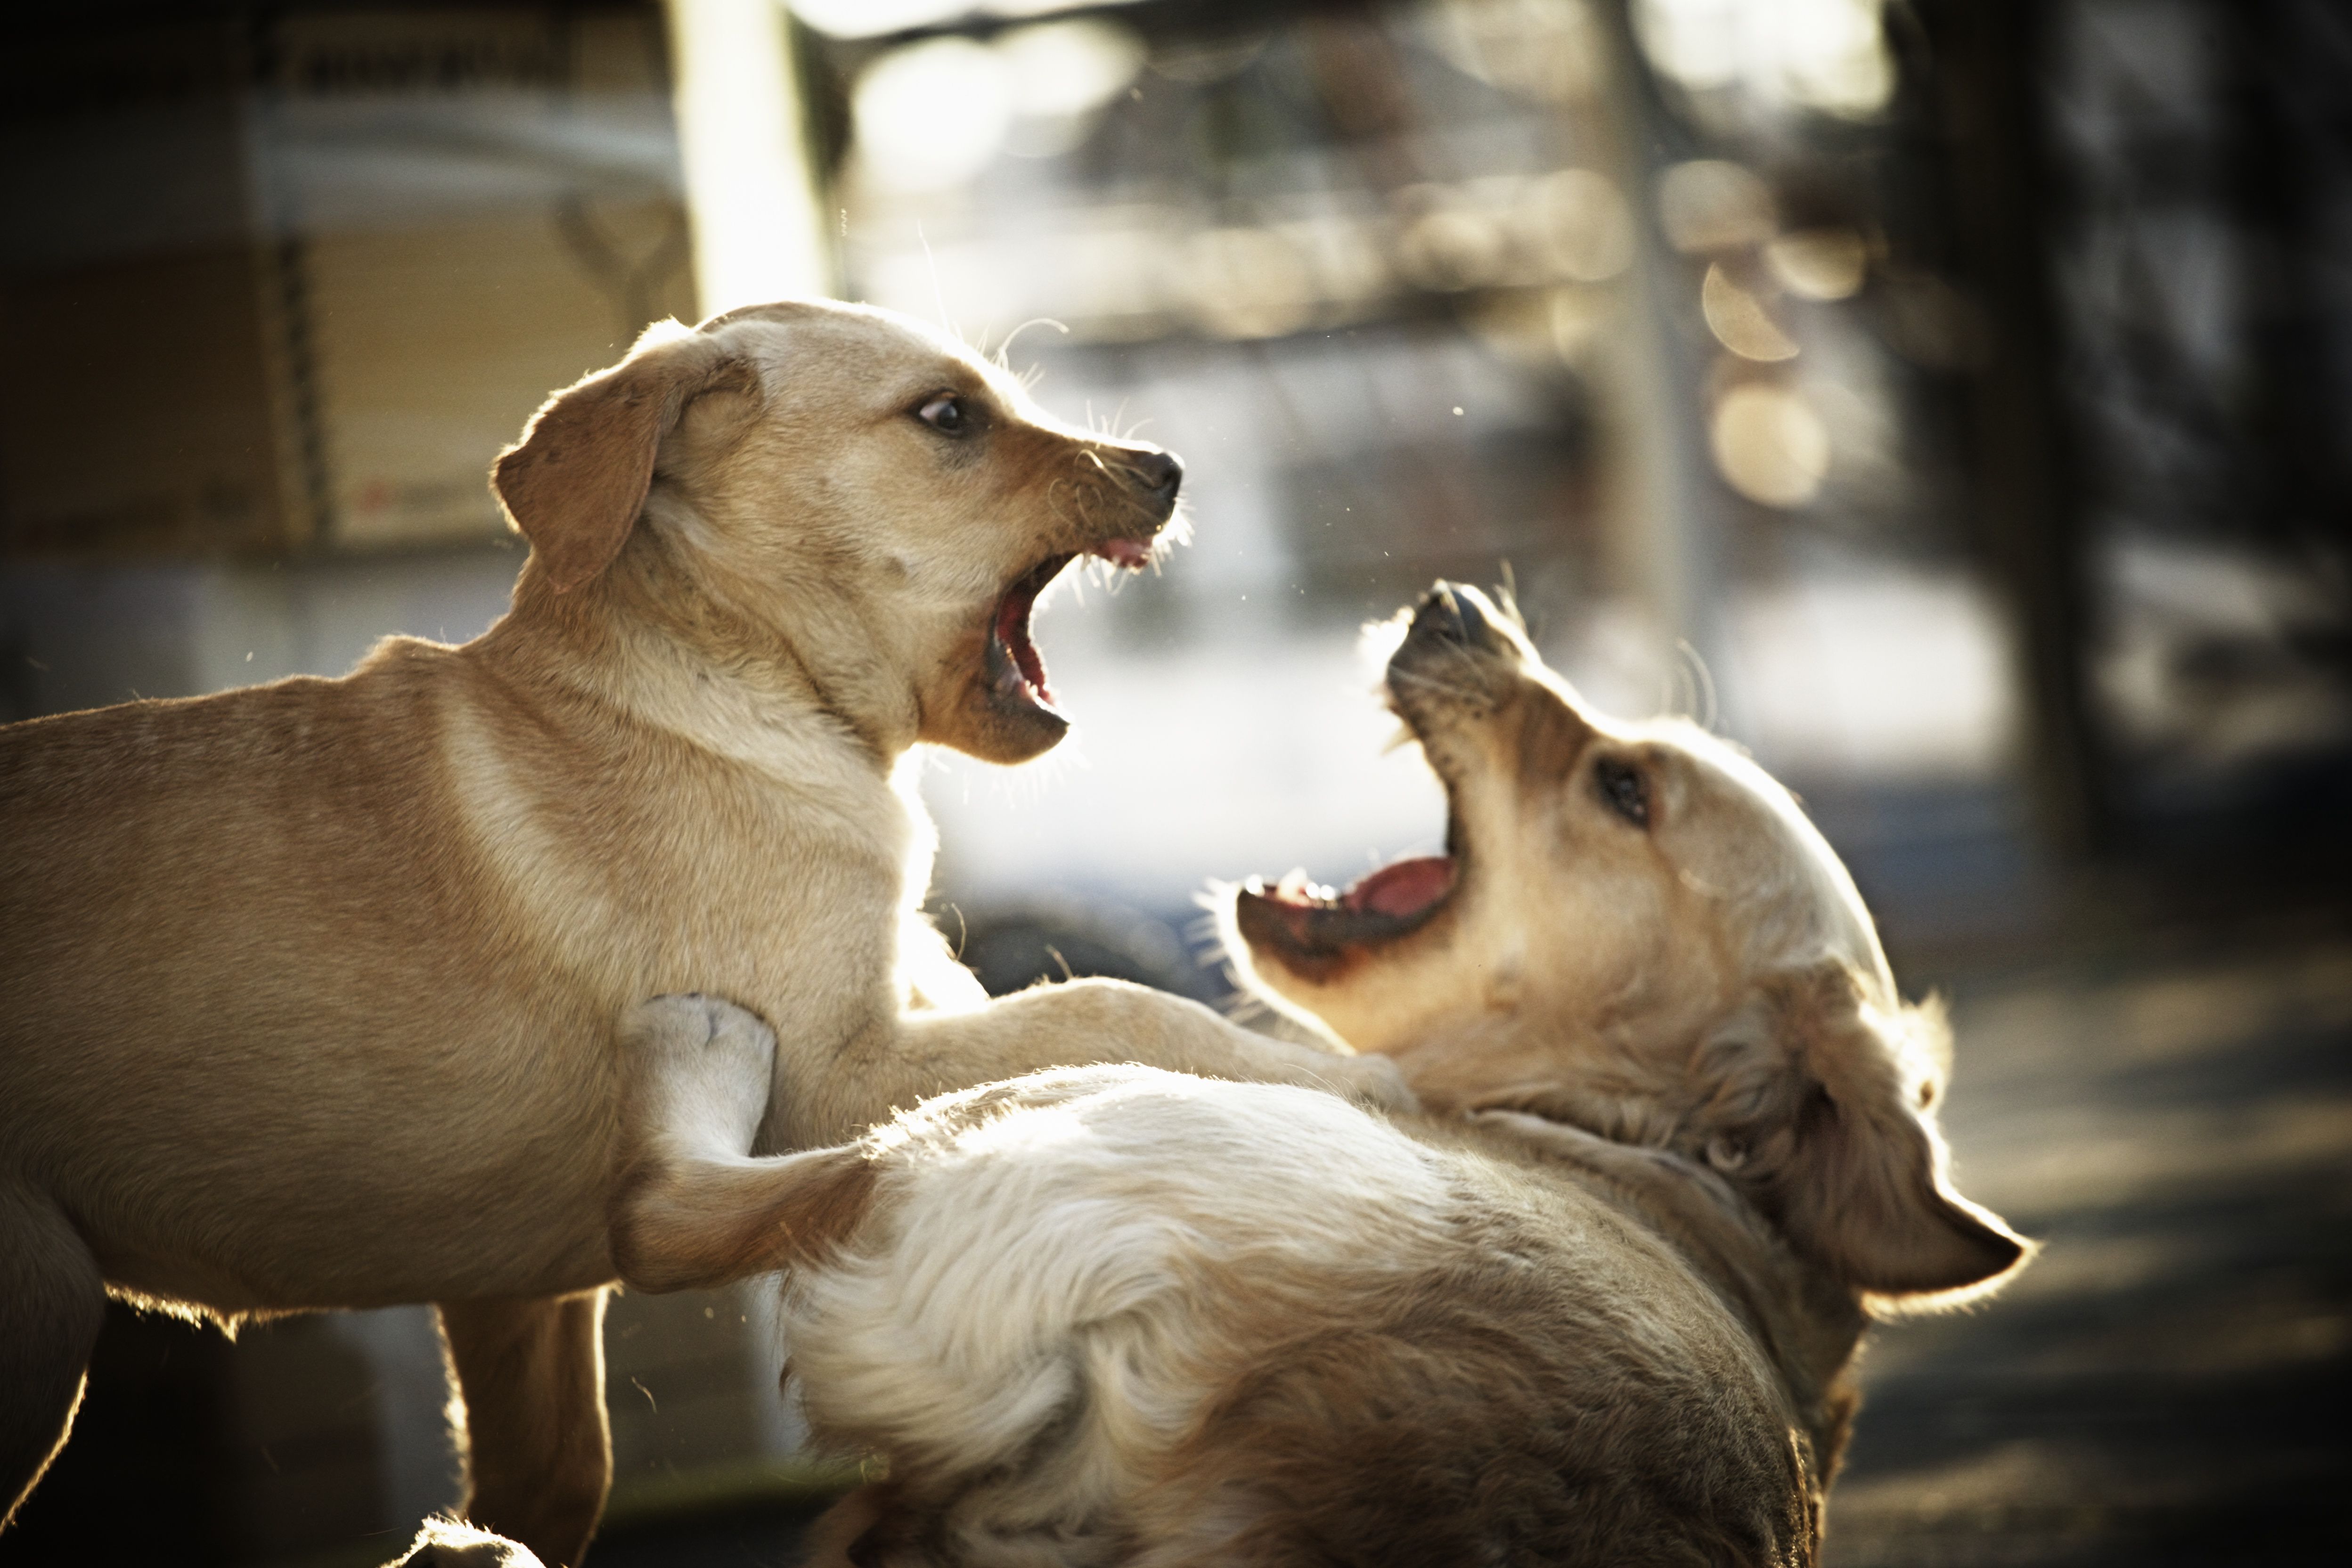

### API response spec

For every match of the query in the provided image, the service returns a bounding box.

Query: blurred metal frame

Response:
[1910,0,2113,859]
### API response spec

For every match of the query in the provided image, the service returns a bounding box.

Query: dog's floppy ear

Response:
[1723,963,2027,1298]
[491,324,748,592]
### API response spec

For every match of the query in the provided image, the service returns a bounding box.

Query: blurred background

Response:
[2,1,2345,1564]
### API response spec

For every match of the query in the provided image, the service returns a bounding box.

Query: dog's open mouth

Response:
[1235,591,1489,970]
[989,554,1073,713]
[1236,845,1459,962]
[988,538,1158,717]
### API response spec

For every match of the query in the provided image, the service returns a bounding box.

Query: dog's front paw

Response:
[1325,1051,1419,1114]
[624,993,777,1158]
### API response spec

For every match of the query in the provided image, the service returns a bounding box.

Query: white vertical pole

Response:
[664,0,834,315]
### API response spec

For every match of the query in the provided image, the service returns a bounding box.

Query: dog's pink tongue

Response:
[1342,856,1455,918]
[1094,538,1152,569]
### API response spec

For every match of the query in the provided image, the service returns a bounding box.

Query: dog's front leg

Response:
[435,1291,611,1568]
[607,994,877,1295]
[605,986,1416,1296]
[0,1185,106,1533]
[792,977,1414,1145]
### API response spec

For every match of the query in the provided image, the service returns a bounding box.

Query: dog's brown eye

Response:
[1594,757,1649,827]
[917,392,967,434]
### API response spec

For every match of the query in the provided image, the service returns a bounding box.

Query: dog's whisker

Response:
[1493,563,1527,632]
[1040,477,1081,534]
[1675,639,1720,732]
[996,317,1068,374]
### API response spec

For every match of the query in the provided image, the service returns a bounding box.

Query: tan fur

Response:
[0,300,1400,1563]
[586,583,2029,1565]
[603,1027,1842,1566]
[1226,583,2028,1300]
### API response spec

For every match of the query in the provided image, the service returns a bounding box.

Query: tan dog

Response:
[602,582,2026,1565]
[0,300,1399,1564]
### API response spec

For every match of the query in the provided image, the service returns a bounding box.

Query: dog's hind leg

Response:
[436,1290,611,1568]
[0,1185,104,1534]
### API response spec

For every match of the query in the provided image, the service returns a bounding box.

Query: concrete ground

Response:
[1825,936,2352,1566]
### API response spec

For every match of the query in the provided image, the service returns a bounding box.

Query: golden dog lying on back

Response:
[598,583,2028,1567]
[0,300,1401,1565]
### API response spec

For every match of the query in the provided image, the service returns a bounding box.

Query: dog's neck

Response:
[1519,1124,1870,1488]
[484,545,916,781]
[1653,1180,1868,1488]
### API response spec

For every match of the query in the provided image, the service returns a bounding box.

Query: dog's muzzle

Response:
[1124,449,1183,514]
[1409,581,1494,652]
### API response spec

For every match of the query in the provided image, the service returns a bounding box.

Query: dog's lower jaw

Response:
[918,630,1072,765]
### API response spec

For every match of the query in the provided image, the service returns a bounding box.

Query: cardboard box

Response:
[0,6,696,558]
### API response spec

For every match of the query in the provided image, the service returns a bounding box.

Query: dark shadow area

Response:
[2,1309,243,1566]
[588,1500,827,1568]
[1825,938,2352,1566]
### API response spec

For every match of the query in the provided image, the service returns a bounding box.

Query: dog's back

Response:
[786,1068,1817,1568]
[0,639,629,1308]
[1152,1181,1818,1566]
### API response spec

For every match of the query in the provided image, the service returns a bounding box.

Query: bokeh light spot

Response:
[854,38,1013,193]
[1702,263,1800,361]
[1766,227,1870,300]
[1527,168,1633,282]
[1711,381,1829,506]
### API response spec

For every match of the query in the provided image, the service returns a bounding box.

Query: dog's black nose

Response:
[1413,581,1487,646]
[1130,449,1182,506]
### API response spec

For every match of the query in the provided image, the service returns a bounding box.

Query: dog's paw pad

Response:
[627,994,776,1072]
[626,993,776,1158]
[1337,1053,1418,1113]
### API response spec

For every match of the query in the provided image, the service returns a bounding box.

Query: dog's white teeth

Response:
[1379,725,1418,756]
[1266,869,1339,907]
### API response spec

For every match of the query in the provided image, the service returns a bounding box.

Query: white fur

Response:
[785,1069,1454,1534]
